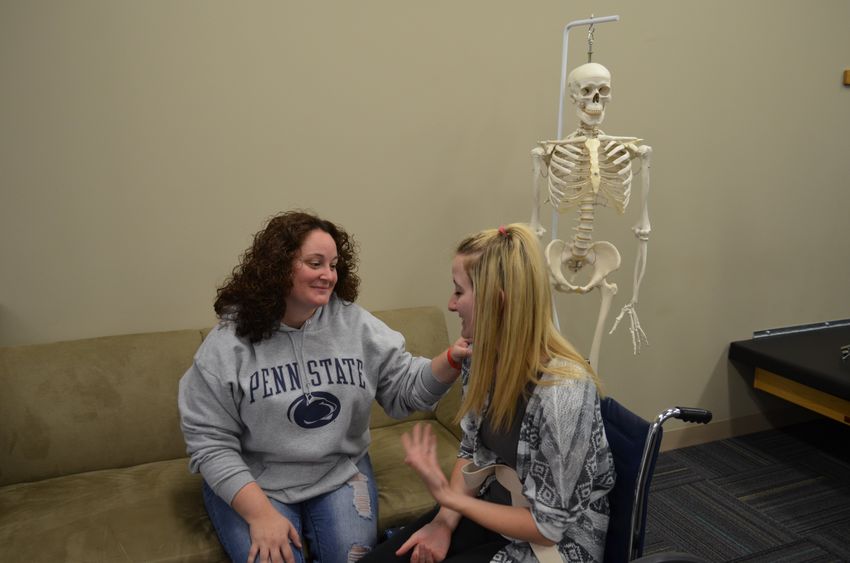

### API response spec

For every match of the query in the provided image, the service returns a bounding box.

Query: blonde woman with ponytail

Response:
[363,224,615,563]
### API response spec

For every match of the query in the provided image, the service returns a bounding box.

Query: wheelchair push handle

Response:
[673,407,712,424]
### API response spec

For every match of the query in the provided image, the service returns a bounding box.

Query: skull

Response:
[567,62,612,128]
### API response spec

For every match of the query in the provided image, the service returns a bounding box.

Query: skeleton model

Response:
[531,62,652,370]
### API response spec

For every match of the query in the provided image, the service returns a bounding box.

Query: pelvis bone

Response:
[545,239,621,294]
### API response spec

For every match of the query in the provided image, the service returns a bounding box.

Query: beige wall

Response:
[2,1,849,435]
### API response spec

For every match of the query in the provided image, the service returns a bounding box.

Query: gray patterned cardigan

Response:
[458,361,615,562]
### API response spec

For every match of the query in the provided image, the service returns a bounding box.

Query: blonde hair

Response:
[455,223,600,431]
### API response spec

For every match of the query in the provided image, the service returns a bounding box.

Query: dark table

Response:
[729,321,850,426]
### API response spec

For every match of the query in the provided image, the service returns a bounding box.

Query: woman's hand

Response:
[448,338,472,366]
[396,519,453,563]
[432,338,472,383]
[246,511,302,563]
[401,423,454,507]
[232,483,302,563]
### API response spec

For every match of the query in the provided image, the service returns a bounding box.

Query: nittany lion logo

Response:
[287,392,341,429]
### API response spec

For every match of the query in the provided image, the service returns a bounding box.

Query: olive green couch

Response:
[0,306,462,562]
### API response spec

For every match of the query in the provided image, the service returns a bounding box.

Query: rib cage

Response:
[543,135,636,215]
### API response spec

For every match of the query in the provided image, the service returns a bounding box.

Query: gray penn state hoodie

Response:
[178,295,450,505]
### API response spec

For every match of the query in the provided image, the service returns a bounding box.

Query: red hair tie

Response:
[498,225,507,237]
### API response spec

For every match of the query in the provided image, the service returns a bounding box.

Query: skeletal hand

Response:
[609,301,649,355]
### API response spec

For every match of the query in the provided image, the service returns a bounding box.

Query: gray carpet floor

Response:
[643,418,850,562]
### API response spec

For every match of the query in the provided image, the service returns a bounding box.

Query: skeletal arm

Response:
[610,144,651,354]
[630,144,652,300]
[530,146,547,238]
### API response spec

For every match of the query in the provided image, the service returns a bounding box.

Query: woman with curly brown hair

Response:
[179,211,469,563]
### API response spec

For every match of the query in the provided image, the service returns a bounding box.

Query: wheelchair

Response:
[382,398,713,562]
[601,397,713,563]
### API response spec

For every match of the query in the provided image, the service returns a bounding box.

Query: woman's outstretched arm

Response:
[401,423,555,546]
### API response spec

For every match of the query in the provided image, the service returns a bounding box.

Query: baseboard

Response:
[659,407,818,452]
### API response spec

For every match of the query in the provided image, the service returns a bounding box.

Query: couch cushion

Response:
[0,329,203,486]
[368,419,461,531]
[0,458,226,562]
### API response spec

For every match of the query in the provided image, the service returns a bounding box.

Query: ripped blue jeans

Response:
[203,455,379,563]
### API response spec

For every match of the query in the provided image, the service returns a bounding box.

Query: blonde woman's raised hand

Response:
[401,423,452,505]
